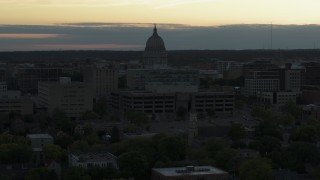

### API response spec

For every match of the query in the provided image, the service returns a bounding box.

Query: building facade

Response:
[83,63,118,98]
[38,77,93,118]
[152,166,229,180]
[127,69,199,93]
[111,88,234,116]
[143,25,168,69]
[69,152,118,169]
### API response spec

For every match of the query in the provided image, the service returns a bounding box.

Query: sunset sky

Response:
[1,0,320,25]
[1,0,320,51]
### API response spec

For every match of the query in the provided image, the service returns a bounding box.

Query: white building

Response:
[69,152,118,169]
[27,134,54,164]
[152,166,229,180]
[38,77,93,118]
[143,25,168,69]
[243,70,281,97]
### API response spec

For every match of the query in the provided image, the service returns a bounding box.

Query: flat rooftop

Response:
[152,166,228,177]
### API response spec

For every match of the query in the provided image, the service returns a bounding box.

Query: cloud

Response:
[0,0,217,7]
[1,23,320,51]
[35,44,143,50]
[0,33,64,39]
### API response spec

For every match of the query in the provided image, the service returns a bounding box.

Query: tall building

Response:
[143,25,168,69]
[243,70,281,97]
[188,95,198,146]
[38,77,93,119]
[83,63,118,98]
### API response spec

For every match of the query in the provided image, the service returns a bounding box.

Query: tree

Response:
[290,125,317,143]
[110,126,121,143]
[252,136,281,155]
[0,143,33,164]
[280,102,302,119]
[52,108,74,134]
[157,136,186,161]
[125,110,148,125]
[70,140,90,153]
[256,120,282,139]
[87,167,120,180]
[63,167,91,180]
[284,142,320,173]
[205,138,228,159]
[239,159,274,180]
[214,148,238,169]
[228,123,246,141]
[25,168,57,180]
[176,106,187,119]
[34,111,50,130]
[82,111,99,120]
[54,134,74,149]
[43,144,65,162]
[235,100,245,110]
[118,151,149,180]
[93,97,108,117]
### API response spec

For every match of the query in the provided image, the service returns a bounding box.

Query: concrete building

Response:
[69,152,118,169]
[242,60,279,78]
[302,104,320,121]
[257,91,299,106]
[143,25,168,69]
[302,62,320,86]
[17,65,74,94]
[0,82,33,115]
[38,77,93,118]
[127,69,199,93]
[83,63,118,98]
[243,69,281,97]
[152,166,229,180]
[27,134,54,164]
[27,133,54,151]
[111,88,234,116]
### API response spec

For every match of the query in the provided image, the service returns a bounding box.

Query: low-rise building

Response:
[27,134,54,164]
[152,166,229,180]
[111,88,234,116]
[257,91,300,106]
[0,83,33,115]
[127,69,199,93]
[69,152,118,169]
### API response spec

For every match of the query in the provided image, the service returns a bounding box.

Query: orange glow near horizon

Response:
[1,0,320,26]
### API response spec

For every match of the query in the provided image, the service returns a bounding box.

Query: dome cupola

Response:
[145,24,166,52]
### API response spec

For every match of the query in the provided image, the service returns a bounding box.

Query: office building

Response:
[0,82,33,115]
[38,77,93,118]
[111,88,234,116]
[83,63,118,98]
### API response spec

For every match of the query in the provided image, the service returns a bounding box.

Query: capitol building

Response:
[111,25,235,117]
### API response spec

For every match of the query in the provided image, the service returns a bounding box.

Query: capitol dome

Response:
[145,24,166,52]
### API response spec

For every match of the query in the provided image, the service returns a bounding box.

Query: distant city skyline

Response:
[1,23,320,51]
